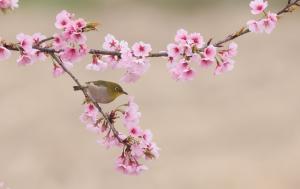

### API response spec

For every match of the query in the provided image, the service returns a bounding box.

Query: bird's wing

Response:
[87,83,111,103]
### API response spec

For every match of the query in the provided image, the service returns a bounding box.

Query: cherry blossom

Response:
[249,0,268,15]
[123,96,141,127]
[103,34,120,51]
[86,55,108,71]
[88,34,152,83]
[52,64,64,77]
[247,0,278,34]
[260,12,278,34]
[80,103,99,126]
[53,10,89,67]
[16,33,33,52]
[167,43,182,59]
[203,45,217,59]
[247,20,263,33]
[0,0,18,10]
[78,96,159,175]
[0,46,11,61]
[17,54,33,66]
[55,10,72,30]
[167,29,205,81]
[175,29,189,44]
[188,32,204,48]
[132,41,152,57]
[214,59,235,75]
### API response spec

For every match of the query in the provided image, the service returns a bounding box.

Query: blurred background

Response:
[0,0,300,189]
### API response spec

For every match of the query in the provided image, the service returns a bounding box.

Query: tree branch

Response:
[49,52,124,144]
[3,0,299,59]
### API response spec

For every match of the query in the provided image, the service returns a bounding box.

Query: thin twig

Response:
[36,37,54,46]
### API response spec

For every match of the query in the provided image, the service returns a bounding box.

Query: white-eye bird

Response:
[73,80,128,104]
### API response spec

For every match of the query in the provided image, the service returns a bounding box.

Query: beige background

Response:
[0,1,300,189]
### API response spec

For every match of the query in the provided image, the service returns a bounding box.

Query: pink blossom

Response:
[142,129,153,143]
[169,66,182,81]
[260,12,278,34]
[115,155,148,175]
[103,34,120,51]
[52,33,67,50]
[62,25,76,40]
[249,0,268,15]
[120,58,150,83]
[98,134,121,149]
[167,43,182,58]
[128,125,142,137]
[52,64,64,77]
[219,42,238,60]
[169,59,196,81]
[131,143,145,158]
[0,0,18,9]
[80,104,98,125]
[203,45,217,60]
[123,96,141,127]
[247,20,263,33]
[16,33,33,52]
[74,18,87,30]
[188,32,204,48]
[145,142,160,159]
[132,41,152,57]
[85,123,101,133]
[32,33,46,45]
[103,55,120,69]
[200,58,214,68]
[0,0,10,9]
[17,54,33,66]
[120,71,142,83]
[227,42,238,57]
[9,0,18,9]
[214,60,235,75]
[55,10,72,29]
[0,46,11,61]
[86,55,108,71]
[78,44,89,57]
[182,68,196,81]
[37,51,47,61]
[175,29,189,44]
[115,156,132,174]
[60,47,80,63]
[71,32,87,45]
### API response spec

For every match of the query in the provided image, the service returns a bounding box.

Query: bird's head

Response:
[107,82,128,99]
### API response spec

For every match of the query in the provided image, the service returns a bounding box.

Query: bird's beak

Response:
[122,90,128,95]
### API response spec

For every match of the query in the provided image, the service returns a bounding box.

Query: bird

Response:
[73,80,128,104]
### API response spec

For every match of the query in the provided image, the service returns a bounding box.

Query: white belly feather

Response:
[87,83,111,104]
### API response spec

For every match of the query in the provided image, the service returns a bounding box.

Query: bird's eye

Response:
[115,87,119,91]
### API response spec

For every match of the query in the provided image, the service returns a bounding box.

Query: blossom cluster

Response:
[0,0,18,11]
[15,33,47,65]
[52,10,89,77]
[247,0,278,34]
[166,29,238,80]
[86,34,152,83]
[80,97,159,175]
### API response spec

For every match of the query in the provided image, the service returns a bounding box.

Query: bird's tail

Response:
[73,86,87,91]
